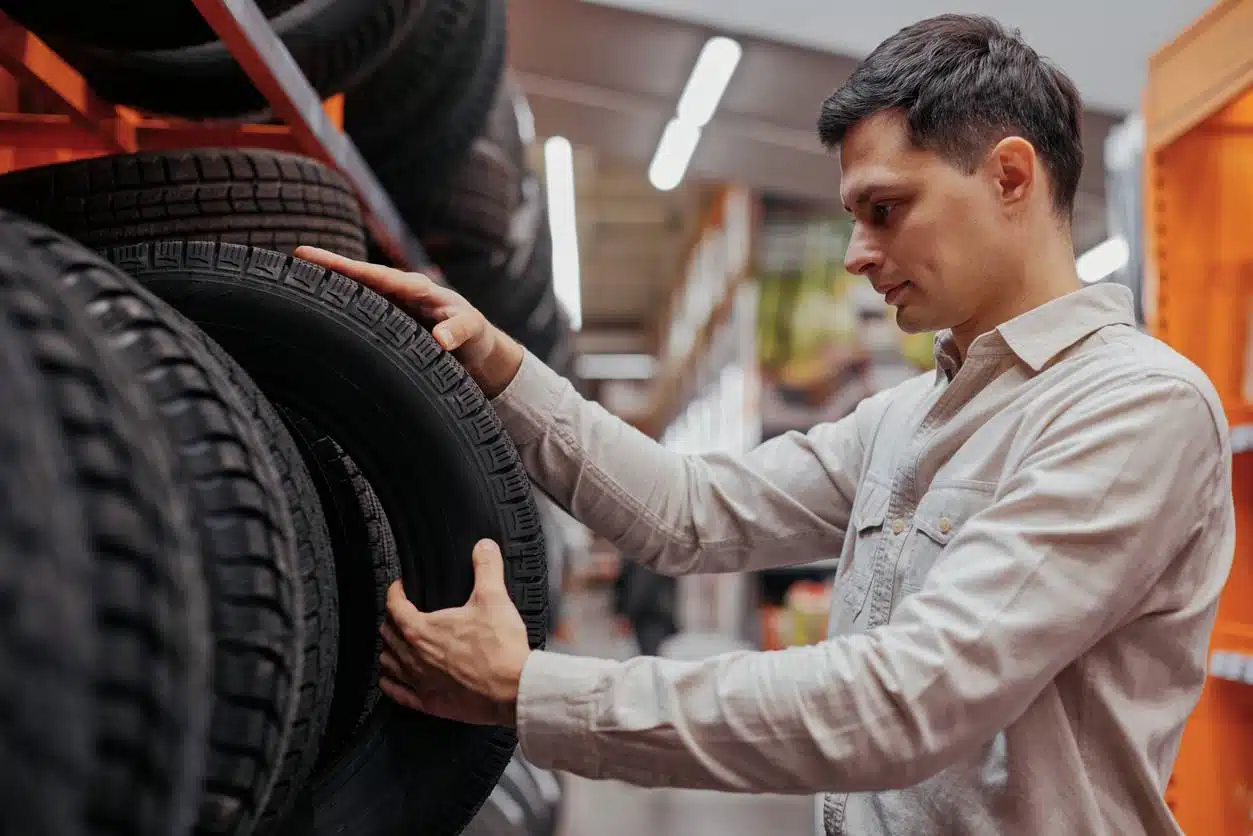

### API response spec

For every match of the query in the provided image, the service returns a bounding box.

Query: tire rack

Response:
[1143,1,1253,833]
[0,0,431,271]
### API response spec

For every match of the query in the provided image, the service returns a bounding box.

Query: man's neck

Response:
[949,242,1082,360]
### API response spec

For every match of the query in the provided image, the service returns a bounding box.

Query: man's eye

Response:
[871,203,894,225]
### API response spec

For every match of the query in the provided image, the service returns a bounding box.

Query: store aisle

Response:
[550,588,818,836]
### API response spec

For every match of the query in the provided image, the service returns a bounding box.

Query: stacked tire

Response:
[417,76,583,385]
[0,0,578,832]
[2,0,582,383]
[0,145,549,836]
[461,750,564,836]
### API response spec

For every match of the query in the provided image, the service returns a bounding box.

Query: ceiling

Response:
[505,0,1182,370]
[526,140,710,335]
[583,0,1213,113]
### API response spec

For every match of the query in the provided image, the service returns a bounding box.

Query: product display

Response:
[0,149,368,260]
[9,0,424,118]
[0,2,570,833]
[0,218,212,836]
[55,235,303,836]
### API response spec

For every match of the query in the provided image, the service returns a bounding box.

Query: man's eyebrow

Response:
[841,184,877,213]
[842,179,907,212]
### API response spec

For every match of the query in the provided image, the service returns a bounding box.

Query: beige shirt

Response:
[491,283,1234,836]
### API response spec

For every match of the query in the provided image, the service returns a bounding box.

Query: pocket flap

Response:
[851,480,890,532]
[915,484,993,545]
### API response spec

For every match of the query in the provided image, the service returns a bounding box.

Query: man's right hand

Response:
[293,246,525,398]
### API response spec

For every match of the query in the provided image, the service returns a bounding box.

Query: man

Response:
[295,13,1234,835]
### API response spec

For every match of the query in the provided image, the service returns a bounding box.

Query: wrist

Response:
[472,329,525,399]
[494,647,530,728]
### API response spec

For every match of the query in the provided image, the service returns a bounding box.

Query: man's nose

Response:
[844,227,883,276]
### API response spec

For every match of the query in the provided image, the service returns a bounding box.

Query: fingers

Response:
[470,539,509,603]
[385,580,423,627]
[379,675,424,712]
[380,621,425,674]
[294,246,459,311]
[431,310,483,353]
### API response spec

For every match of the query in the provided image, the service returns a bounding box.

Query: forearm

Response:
[488,350,856,575]
[515,629,967,795]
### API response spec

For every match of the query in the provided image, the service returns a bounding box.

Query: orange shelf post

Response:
[0,2,428,271]
[1145,2,1253,834]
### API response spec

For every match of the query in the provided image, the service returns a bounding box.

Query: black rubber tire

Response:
[491,73,529,173]
[443,202,553,338]
[0,148,367,260]
[57,242,303,836]
[280,413,399,774]
[419,137,521,256]
[42,0,426,119]
[338,456,399,736]
[349,0,507,232]
[104,239,549,836]
[0,0,301,52]
[192,337,340,836]
[0,282,97,836]
[344,0,479,152]
[417,76,528,256]
[0,215,213,836]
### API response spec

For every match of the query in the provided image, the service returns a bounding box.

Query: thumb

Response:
[470,539,509,603]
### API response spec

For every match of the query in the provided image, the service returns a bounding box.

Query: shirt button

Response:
[891,517,905,535]
[939,517,952,534]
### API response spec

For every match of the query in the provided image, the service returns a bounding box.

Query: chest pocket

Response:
[833,480,891,630]
[903,483,995,595]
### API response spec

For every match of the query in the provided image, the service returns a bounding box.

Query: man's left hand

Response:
[379,539,532,727]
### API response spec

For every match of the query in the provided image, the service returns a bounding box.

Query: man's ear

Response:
[985,135,1037,210]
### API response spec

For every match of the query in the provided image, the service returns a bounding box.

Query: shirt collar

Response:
[931,283,1137,380]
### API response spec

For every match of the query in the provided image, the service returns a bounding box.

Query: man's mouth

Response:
[878,281,911,305]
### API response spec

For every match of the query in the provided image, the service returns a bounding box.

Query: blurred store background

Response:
[497,1,1232,834]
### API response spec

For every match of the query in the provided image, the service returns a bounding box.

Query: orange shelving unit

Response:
[0,0,428,270]
[1144,1,1253,832]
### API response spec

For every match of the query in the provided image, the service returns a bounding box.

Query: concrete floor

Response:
[549,589,820,836]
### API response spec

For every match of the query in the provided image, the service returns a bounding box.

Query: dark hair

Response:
[817,14,1083,218]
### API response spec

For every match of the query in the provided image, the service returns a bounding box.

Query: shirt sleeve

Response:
[490,350,875,575]
[514,373,1233,793]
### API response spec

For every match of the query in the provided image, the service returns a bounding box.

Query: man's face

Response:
[839,109,1018,336]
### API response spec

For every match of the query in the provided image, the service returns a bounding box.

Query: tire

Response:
[344,0,479,152]
[417,77,529,256]
[0,0,300,52]
[491,73,529,172]
[349,0,507,232]
[438,199,545,302]
[444,203,557,360]
[191,337,340,836]
[0,215,212,836]
[56,241,303,836]
[0,286,97,836]
[43,0,426,119]
[419,137,521,256]
[105,239,549,836]
[280,414,399,774]
[0,148,367,260]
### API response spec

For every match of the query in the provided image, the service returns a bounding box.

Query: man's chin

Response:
[894,307,932,334]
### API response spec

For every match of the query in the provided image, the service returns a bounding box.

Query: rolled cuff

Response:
[488,350,568,447]
[516,649,617,775]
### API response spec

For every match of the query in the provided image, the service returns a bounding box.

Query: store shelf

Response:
[1145,5,1253,832]
[188,0,426,269]
[0,0,429,270]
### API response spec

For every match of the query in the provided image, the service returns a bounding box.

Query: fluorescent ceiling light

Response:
[575,353,658,380]
[1076,236,1129,284]
[648,119,703,192]
[675,36,742,127]
[544,135,582,330]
